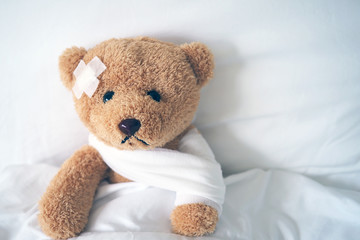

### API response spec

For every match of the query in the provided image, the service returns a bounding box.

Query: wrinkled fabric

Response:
[89,128,225,214]
[1,1,360,240]
[1,165,359,240]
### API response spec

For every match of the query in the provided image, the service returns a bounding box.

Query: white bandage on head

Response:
[72,56,107,99]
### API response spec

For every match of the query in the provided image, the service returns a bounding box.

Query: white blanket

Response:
[1,164,360,240]
[88,128,225,214]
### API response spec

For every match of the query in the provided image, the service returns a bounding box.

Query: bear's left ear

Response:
[59,46,87,90]
[180,42,214,87]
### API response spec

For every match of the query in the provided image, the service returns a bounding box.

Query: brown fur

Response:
[38,146,108,239]
[66,37,203,151]
[59,47,87,90]
[171,203,218,236]
[38,37,217,239]
[180,42,214,87]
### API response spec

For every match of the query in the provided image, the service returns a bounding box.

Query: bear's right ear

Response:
[180,42,214,87]
[59,47,87,90]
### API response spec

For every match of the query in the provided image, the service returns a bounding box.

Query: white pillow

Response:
[194,1,360,190]
[0,1,359,192]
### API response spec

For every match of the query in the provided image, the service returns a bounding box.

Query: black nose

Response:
[118,119,141,136]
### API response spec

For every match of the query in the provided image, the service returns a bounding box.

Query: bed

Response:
[1,0,360,239]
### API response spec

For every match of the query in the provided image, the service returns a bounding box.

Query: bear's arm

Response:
[38,145,108,239]
[168,125,219,236]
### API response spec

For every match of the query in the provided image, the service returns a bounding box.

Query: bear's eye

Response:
[147,90,161,102]
[103,91,114,103]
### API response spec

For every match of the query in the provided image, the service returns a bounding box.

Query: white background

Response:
[1,0,360,184]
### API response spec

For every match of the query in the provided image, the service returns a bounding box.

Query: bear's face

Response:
[59,37,214,150]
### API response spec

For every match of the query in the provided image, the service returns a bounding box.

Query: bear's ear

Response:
[59,46,87,90]
[180,42,214,87]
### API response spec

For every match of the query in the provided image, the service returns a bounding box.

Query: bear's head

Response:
[59,37,214,150]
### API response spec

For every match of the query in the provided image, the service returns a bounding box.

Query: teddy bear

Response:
[38,36,225,239]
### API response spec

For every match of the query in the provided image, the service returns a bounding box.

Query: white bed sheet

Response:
[1,164,359,240]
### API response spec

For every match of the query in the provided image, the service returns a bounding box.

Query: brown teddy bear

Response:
[38,37,225,239]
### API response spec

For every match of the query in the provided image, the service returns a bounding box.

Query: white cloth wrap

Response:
[89,128,226,214]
